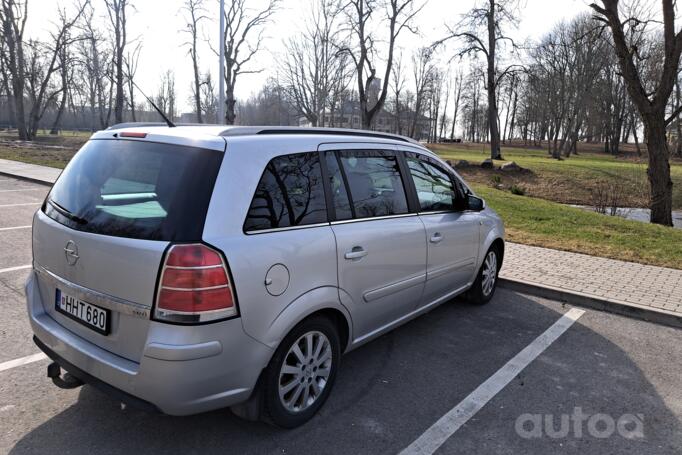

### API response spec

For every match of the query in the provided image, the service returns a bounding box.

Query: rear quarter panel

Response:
[202,136,347,349]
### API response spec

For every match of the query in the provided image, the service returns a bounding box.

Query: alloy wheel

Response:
[481,251,498,297]
[278,331,332,413]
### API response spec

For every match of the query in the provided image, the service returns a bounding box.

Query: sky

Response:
[27,0,593,113]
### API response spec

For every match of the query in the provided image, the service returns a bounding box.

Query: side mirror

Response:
[467,194,486,212]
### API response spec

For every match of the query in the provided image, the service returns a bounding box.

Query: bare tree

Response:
[49,37,72,134]
[220,0,279,125]
[154,70,177,121]
[341,0,423,129]
[123,41,141,121]
[390,53,406,134]
[0,0,29,139]
[280,0,350,127]
[450,69,463,139]
[182,0,207,123]
[0,40,16,127]
[78,4,112,130]
[21,2,87,139]
[590,0,679,226]
[410,46,435,138]
[436,0,522,159]
[429,68,444,141]
[438,71,451,140]
[200,70,217,123]
[237,77,297,125]
[104,0,132,124]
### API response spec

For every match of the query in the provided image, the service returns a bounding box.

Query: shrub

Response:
[510,184,526,196]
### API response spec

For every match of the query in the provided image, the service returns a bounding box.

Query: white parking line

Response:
[400,308,586,455]
[0,188,45,193]
[0,265,31,274]
[0,202,40,208]
[0,353,48,373]
[0,225,31,231]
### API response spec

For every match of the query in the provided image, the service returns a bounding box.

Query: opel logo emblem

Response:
[64,240,79,266]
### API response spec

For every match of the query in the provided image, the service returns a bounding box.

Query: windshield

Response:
[45,139,223,241]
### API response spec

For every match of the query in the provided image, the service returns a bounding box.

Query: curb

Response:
[499,278,682,330]
[0,170,55,187]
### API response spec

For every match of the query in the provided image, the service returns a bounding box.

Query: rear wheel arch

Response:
[301,308,350,353]
[259,287,353,353]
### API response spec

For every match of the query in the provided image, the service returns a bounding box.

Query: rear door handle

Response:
[430,233,444,244]
[344,247,368,260]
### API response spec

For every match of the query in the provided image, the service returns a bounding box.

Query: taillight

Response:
[154,244,237,323]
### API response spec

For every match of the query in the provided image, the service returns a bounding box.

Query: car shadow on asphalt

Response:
[9,290,682,454]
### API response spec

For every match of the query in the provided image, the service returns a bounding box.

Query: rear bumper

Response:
[25,270,274,416]
[33,335,161,413]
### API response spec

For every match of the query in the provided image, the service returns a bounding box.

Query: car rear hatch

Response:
[32,134,224,363]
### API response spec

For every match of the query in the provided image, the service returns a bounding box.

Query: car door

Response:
[320,144,427,341]
[403,152,480,308]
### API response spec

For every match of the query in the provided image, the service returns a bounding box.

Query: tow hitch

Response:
[47,362,84,389]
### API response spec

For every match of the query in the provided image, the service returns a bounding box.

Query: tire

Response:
[467,246,501,305]
[263,315,341,428]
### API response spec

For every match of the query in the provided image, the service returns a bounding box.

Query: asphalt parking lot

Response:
[1,175,681,454]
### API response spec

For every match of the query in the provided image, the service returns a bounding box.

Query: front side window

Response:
[244,152,327,232]
[406,156,458,212]
[338,150,409,219]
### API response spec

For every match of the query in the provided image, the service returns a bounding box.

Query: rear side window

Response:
[45,139,223,241]
[324,153,353,221]
[244,152,327,232]
[337,150,409,219]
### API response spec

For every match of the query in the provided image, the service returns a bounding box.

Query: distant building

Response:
[298,99,432,141]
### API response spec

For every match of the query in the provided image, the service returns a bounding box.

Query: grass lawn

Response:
[0,145,73,168]
[0,130,83,168]
[431,143,682,210]
[475,184,682,269]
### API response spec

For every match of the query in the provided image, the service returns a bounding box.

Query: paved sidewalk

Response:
[0,158,60,185]
[1,157,681,326]
[500,243,682,326]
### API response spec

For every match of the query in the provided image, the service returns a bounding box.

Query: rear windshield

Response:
[44,139,223,241]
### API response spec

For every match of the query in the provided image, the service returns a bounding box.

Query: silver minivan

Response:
[26,125,504,428]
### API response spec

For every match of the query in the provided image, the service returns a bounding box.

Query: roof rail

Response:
[105,123,422,145]
[219,126,419,145]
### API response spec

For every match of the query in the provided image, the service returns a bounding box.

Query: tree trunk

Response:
[192,49,202,123]
[633,122,642,156]
[225,88,236,125]
[50,90,67,135]
[674,84,682,158]
[9,56,27,139]
[487,0,501,159]
[114,27,124,123]
[50,52,68,135]
[508,88,518,143]
[644,119,674,226]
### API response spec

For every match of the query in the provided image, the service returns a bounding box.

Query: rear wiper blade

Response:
[48,199,88,225]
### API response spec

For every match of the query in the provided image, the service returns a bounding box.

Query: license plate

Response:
[55,289,110,335]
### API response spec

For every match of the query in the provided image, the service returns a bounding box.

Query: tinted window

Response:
[324,153,353,221]
[45,139,223,241]
[338,151,408,218]
[244,152,327,232]
[407,157,458,212]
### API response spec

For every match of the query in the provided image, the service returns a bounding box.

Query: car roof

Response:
[90,123,433,155]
